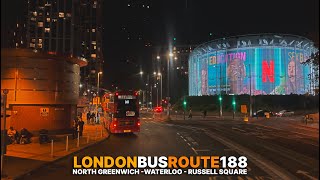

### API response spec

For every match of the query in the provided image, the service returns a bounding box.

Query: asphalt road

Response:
[19,112,319,180]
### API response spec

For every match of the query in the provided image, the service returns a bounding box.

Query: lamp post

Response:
[158,73,162,106]
[1,89,9,178]
[96,72,102,122]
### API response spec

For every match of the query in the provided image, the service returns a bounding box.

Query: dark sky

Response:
[2,0,319,90]
[102,0,319,89]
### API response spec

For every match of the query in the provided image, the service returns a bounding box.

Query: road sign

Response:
[241,105,247,114]
[40,108,49,116]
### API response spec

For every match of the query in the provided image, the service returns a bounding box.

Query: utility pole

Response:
[1,89,9,178]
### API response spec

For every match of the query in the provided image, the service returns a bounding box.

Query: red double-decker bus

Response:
[104,91,140,134]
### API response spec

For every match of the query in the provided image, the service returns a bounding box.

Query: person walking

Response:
[72,119,78,139]
[203,109,207,119]
[78,118,85,136]
[91,112,95,125]
[86,111,91,124]
[188,108,193,119]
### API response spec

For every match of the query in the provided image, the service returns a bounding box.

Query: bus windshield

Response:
[114,99,139,118]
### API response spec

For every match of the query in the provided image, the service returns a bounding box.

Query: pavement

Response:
[1,124,109,180]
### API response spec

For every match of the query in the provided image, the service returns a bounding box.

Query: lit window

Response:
[16,24,19,28]
[91,54,96,58]
[52,19,57,22]
[16,43,18,47]
[92,29,96,32]
[33,11,37,16]
[30,43,35,48]
[38,22,43,27]
[13,32,16,36]
[46,18,50,22]
[47,12,49,16]
[59,12,64,18]
[92,41,96,45]
[21,41,23,44]
[31,17,36,21]
[32,39,36,43]
[66,13,71,17]
[39,39,43,43]
[94,45,96,49]
[45,28,50,32]
[38,44,43,48]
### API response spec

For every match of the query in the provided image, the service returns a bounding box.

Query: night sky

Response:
[2,0,319,90]
[102,0,319,89]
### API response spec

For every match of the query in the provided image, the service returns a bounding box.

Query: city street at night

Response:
[1,0,319,179]
[17,112,319,180]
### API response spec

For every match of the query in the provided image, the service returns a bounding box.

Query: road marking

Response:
[204,130,297,179]
[142,118,147,119]
[177,132,180,135]
[194,149,210,152]
[191,147,198,155]
[187,143,191,146]
[296,170,318,180]
[232,127,246,133]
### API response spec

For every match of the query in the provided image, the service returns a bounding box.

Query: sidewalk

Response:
[1,124,109,180]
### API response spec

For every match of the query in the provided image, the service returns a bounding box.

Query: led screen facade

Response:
[189,34,318,96]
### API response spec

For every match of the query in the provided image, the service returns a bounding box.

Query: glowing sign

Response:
[262,60,274,83]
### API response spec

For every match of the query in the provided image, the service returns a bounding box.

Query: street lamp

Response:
[157,56,160,60]
[96,72,103,123]
[158,72,162,106]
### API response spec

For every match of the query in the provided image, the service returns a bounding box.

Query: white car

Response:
[276,110,294,117]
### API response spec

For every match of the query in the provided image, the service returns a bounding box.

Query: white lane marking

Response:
[191,147,198,155]
[204,131,296,179]
[187,143,191,146]
[232,127,246,133]
[177,132,180,135]
[194,149,210,152]
[296,170,318,180]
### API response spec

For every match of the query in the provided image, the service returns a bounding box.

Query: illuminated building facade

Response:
[189,34,318,96]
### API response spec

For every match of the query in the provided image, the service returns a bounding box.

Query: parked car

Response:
[276,110,294,117]
[154,106,163,113]
[253,110,274,117]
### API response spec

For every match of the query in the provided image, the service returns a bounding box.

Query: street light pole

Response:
[249,64,252,117]
[96,72,102,122]
[159,73,163,106]
[1,89,9,178]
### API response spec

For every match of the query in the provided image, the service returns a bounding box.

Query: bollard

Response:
[87,135,89,144]
[77,132,80,148]
[51,140,54,157]
[66,136,69,151]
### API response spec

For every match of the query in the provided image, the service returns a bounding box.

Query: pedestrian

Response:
[72,119,78,139]
[78,118,85,136]
[91,112,95,125]
[188,108,192,119]
[86,111,91,124]
[203,109,207,119]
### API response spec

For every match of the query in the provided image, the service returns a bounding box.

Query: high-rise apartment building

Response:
[26,0,75,54]
[75,0,104,93]
[24,0,104,92]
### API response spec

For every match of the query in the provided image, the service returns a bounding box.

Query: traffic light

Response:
[173,37,176,41]
[183,100,187,106]
[232,101,236,106]
[219,96,222,102]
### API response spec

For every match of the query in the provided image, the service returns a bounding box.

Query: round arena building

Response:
[188,34,318,96]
